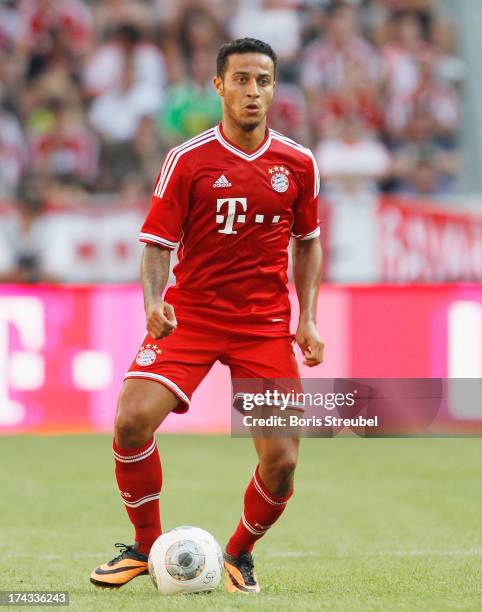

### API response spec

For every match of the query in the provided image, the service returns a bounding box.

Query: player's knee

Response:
[115,413,137,444]
[260,456,297,497]
[272,456,297,481]
[260,445,298,474]
[260,451,298,487]
[115,400,155,448]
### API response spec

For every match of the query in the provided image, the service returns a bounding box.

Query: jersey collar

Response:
[215,124,272,161]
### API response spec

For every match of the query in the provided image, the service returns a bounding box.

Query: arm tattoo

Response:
[141,245,171,310]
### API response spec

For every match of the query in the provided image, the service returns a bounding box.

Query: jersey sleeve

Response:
[291,152,321,240]
[139,151,192,250]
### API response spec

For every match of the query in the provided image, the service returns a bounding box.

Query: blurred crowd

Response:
[0,0,463,205]
[0,0,465,283]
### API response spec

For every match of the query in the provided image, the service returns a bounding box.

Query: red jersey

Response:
[140,124,320,336]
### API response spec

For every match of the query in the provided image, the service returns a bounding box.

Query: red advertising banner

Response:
[0,283,481,433]
[378,197,482,282]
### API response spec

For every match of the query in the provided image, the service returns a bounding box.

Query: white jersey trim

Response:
[153,128,216,198]
[270,131,320,198]
[215,125,272,161]
[139,232,178,250]
[291,227,321,241]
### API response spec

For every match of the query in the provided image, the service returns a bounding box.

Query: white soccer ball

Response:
[148,526,223,595]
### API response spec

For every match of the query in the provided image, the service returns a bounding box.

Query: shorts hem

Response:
[124,371,190,414]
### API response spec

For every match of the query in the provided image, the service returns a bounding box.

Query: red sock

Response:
[226,465,293,557]
[112,437,162,555]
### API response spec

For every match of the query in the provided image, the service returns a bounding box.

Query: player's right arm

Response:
[141,245,177,340]
[139,145,193,339]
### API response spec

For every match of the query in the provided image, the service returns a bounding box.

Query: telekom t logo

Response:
[0,297,45,425]
[216,198,247,235]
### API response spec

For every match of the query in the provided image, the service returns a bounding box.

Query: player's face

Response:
[214,52,276,131]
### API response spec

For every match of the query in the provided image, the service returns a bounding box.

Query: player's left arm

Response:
[293,238,324,366]
[291,152,324,367]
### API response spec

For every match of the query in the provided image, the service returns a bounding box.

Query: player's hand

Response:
[146,299,177,340]
[295,320,324,367]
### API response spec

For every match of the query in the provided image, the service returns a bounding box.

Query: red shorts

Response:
[125,323,301,413]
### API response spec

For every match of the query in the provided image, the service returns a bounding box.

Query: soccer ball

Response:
[148,526,223,595]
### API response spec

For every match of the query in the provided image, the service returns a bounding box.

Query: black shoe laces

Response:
[108,543,137,566]
[237,552,256,586]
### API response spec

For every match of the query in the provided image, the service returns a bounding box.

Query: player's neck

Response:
[220,119,267,153]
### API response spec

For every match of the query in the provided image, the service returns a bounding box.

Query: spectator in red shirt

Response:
[301,3,383,112]
[17,0,93,55]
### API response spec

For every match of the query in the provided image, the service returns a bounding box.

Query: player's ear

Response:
[213,75,224,97]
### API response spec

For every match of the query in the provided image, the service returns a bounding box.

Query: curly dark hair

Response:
[216,38,277,79]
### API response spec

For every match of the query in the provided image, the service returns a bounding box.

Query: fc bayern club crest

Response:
[268,165,290,193]
[135,344,162,367]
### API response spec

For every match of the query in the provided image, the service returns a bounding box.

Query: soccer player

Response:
[90,37,324,593]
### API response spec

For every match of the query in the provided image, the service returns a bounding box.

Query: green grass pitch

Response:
[0,435,481,611]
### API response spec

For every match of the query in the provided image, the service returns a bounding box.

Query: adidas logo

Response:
[213,174,232,188]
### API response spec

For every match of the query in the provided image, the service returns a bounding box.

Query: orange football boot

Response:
[90,543,148,589]
[224,550,260,593]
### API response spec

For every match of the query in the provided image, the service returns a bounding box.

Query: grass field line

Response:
[5,549,482,561]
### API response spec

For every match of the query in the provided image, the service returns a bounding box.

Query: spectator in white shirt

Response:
[83,22,165,109]
[230,0,302,65]
[315,115,391,196]
[88,54,159,143]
